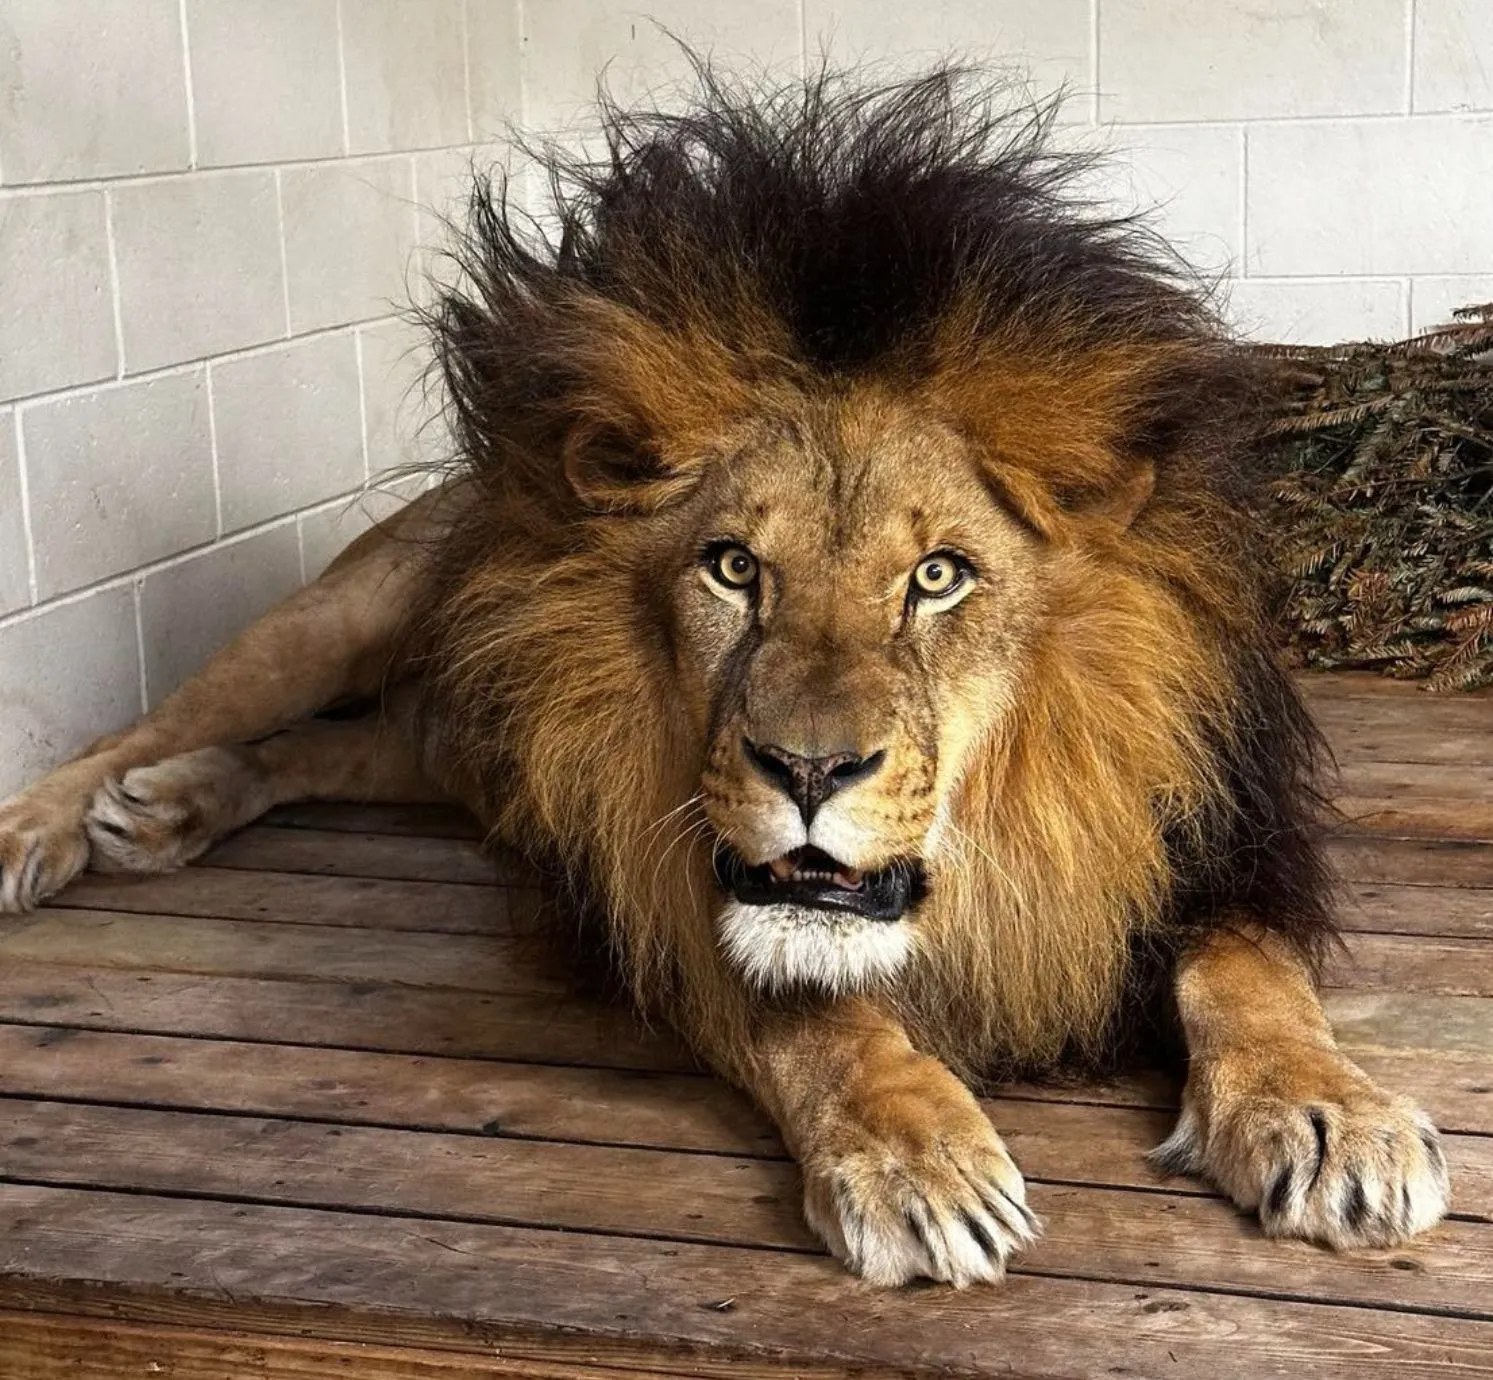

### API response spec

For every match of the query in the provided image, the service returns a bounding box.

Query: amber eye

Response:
[910,551,969,601]
[707,544,759,591]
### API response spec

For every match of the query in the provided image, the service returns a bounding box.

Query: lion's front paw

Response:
[802,1087,1039,1287]
[0,792,91,913]
[1154,1077,1450,1249]
[86,748,268,875]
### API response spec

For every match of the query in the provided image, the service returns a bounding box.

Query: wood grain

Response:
[0,1311,709,1380]
[0,961,694,1070]
[0,909,563,994]
[1340,882,1493,938]
[202,827,530,886]
[0,1026,776,1156]
[4,1187,1493,1379]
[1332,933,1493,997]
[51,866,520,933]
[1327,836,1493,886]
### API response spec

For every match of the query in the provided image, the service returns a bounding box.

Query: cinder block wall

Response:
[2,0,1491,795]
[0,0,518,793]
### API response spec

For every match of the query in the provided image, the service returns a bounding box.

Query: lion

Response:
[0,67,1450,1287]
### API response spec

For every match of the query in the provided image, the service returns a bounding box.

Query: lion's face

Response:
[661,391,1044,992]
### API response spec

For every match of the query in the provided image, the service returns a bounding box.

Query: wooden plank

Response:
[52,867,524,933]
[1326,992,1493,1058]
[2,1019,1489,1161]
[0,1301,870,1380]
[1331,933,1493,998]
[0,962,695,1071]
[0,1026,777,1157]
[1298,671,1493,705]
[1341,882,1493,938]
[5,1187,1493,1379]
[1314,711,1493,768]
[0,910,566,995]
[1332,798,1493,844]
[1327,836,1493,887]
[1335,761,1493,800]
[202,826,531,886]
[0,1311,702,1380]
[2,1094,1487,1228]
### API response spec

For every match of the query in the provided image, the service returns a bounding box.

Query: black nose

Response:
[743,739,886,826]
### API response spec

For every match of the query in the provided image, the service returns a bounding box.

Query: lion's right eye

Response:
[705,544,759,591]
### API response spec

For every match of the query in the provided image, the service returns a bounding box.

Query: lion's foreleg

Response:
[734,997,1038,1287]
[0,492,450,911]
[1153,921,1449,1245]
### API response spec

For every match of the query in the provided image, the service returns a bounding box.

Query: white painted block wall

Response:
[1,0,1491,795]
[0,0,519,794]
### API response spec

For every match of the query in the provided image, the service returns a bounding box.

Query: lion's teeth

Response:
[764,855,865,889]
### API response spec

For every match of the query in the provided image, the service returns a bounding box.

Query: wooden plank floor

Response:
[0,671,1490,1378]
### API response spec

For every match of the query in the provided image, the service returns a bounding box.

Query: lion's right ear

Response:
[561,413,701,514]
[554,300,750,514]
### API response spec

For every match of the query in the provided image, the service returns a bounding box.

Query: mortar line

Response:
[273,169,293,337]
[335,0,353,154]
[14,409,39,607]
[132,583,149,711]
[1089,0,1101,124]
[1404,0,1417,113]
[102,192,127,377]
[205,362,223,538]
[178,0,199,166]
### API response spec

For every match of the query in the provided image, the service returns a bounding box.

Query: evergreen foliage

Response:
[1258,304,1493,691]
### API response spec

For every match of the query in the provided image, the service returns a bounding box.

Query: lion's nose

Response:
[743,738,886,826]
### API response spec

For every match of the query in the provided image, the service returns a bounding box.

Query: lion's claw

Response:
[86,748,267,875]
[1154,1085,1450,1248]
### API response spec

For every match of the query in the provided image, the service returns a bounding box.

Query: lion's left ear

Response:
[987,455,1157,540]
[1072,457,1156,530]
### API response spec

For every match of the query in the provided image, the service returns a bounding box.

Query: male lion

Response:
[0,70,1450,1286]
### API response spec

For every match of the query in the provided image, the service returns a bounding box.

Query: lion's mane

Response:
[413,65,1335,1083]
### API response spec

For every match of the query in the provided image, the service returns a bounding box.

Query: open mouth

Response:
[713,844,926,922]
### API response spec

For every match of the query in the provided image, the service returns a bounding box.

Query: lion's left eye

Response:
[706,544,759,591]
[910,551,971,603]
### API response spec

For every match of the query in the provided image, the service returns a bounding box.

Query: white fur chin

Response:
[717,900,914,994]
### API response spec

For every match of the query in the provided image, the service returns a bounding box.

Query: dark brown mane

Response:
[412,62,1336,1079]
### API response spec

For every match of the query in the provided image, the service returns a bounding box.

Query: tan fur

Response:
[1154,924,1450,1247]
[752,997,1037,1286]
